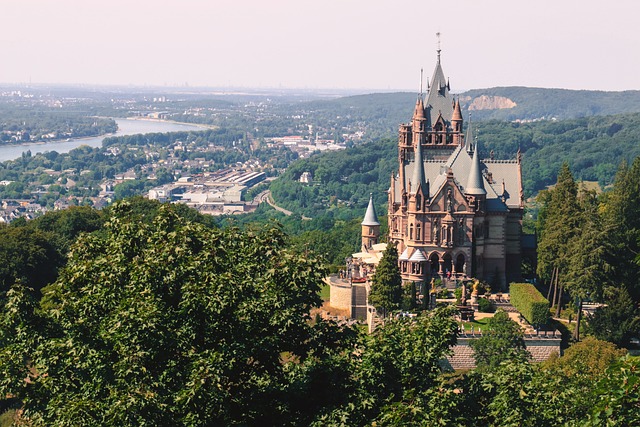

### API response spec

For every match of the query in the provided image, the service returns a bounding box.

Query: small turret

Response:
[451,98,463,136]
[465,138,486,196]
[411,140,428,195]
[361,193,380,251]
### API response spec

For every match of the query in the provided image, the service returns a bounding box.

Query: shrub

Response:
[436,288,451,299]
[454,287,463,304]
[477,297,495,313]
[509,282,550,326]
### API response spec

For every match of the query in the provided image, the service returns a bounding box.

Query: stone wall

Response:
[327,277,353,316]
[443,335,562,370]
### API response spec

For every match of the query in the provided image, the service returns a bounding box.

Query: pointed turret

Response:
[466,138,486,196]
[466,113,474,153]
[411,141,427,194]
[413,96,425,120]
[426,47,453,125]
[361,193,380,251]
[362,193,380,226]
[451,98,463,136]
[452,98,463,122]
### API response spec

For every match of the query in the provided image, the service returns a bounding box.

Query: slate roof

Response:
[425,57,453,126]
[396,144,522,213]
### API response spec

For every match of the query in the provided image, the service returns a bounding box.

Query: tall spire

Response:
[466,138,486,196]
[362,193,380,226]
[466,113,474,152]
[426,33,453,125]
[411,141,427,194]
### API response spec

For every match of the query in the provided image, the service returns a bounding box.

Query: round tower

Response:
[361,194,380,251]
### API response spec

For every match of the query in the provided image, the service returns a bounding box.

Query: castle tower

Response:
[388,46,524,289]
[361,193,380,251]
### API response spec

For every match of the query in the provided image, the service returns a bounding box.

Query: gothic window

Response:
[409,224,414,240]
[416,194,421,210]
[458,219,465,245]
[416,223,422,241]
[369,227,374,235]
[392,217,398,232]
[484,220,490,239]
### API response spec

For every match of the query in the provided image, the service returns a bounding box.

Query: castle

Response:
[375,49,524,289]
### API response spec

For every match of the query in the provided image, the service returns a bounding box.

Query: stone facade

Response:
[388,50,524,289]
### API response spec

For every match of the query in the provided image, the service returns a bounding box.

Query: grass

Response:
[459,317,491,332]
[319,284,330,302]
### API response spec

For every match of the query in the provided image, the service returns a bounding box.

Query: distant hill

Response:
[459,87,640,121]
[303,88,640,131]
[270,111,640,218]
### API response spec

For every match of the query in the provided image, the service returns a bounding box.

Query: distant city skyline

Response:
[1,0,639,92]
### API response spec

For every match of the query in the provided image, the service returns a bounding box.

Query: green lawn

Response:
[459,317,491,332]
[319,284,330,302]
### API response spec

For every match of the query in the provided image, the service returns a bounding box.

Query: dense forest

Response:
[268,111,640,223]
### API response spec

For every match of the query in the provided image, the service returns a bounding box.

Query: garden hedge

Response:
[509,283,550,326]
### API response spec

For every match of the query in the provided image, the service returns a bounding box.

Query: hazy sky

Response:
[1,0,638,92]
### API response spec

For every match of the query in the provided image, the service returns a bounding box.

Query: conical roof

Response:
[361,193,380,226]
[465,139,486,196]
[465,115,474,152]
[413,96,425,119]
[410,141,427,194]
[409,248,427,262]
[452,98,463,122]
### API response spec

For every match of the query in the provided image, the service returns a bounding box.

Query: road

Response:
[255,190,312,220]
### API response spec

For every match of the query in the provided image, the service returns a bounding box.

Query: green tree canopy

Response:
[536,162,580,283]
[368,243,402,316]
[470,310,530,371]
[3,201,353,426]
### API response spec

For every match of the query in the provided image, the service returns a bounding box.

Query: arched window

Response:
[409,224,414,240]
[416,223,422,241]
[416,194,421,210]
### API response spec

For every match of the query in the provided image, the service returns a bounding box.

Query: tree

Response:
[368,243,402,316]
[603,157,640,301]
[3,201,353,426]
[587,288,640,348]
[470,310,529,371]
[536,163,581,318]
[312,306,459,426]
[564,188,611,340]
[0,226,62,294]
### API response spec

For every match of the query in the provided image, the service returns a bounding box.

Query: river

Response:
[0,118,207,162]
